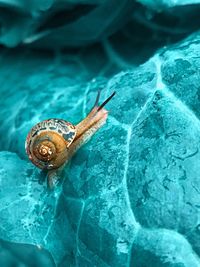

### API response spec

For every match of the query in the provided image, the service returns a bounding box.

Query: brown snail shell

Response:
[25,119,76,170]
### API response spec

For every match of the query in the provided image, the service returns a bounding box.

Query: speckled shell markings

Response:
[25,119,76,170]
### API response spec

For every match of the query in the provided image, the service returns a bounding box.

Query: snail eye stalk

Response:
[93,90,101,108]
[97,91,116,112]
[93,90,116,112]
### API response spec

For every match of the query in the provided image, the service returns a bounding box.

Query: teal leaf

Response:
[0,26,200,267]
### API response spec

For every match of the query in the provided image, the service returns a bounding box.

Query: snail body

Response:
[25,91,115,188]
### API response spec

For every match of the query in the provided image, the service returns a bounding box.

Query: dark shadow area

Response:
[0,239,55,267]
[105,3,200,65]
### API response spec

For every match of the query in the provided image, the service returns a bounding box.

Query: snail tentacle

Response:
[97,91,116,112]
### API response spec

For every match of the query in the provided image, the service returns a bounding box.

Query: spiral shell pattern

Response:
[25,119,76,169]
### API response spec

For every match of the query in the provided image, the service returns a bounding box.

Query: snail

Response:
[25,91,115,188]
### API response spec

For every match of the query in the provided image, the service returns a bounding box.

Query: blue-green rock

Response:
[0,30,200,266]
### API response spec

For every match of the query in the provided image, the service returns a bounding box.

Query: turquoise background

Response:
[0,1,200,266]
